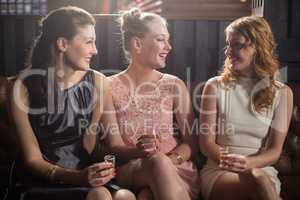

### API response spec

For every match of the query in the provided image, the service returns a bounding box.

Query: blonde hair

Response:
[220,16,279,113]
[119,8,166,59]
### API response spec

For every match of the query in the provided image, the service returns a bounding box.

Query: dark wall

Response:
[263,0,300,82]
[0,15,230,84]
[47,0,102,14]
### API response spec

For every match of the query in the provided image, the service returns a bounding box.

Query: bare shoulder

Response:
[13,77,28,97]
[206,76,220,87]
[279,84,293,101]
[202,76,220,95]
[107,71,127,81]
[92,69,108,82]
[91,70,110,90]
[174,77,187,88]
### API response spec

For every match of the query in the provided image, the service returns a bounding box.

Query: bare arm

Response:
[11,79,84,184]
[222,85,293,172]
[198,78,222,164]
[12,77,114,186]
[168,78,197,164]
[246,85,293,168]
[99,77,146,163]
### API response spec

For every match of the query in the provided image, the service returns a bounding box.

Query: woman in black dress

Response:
[10,6,135,200]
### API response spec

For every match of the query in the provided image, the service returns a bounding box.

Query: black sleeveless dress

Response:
[6,70,119,200]
[26,70,97,170]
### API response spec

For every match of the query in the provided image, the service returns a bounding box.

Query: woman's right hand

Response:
[136,134,160,157]
[82,162,116,187]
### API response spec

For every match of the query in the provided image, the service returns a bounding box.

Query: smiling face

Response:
[225,31,256,77]
[136,19,171,69]
[63,24,97,71]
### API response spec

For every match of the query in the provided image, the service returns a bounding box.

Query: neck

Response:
[238,66,256,79]
[54,57,85,89]
[126,61,157,84]
[55,64,76,82]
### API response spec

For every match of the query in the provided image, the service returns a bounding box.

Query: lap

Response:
[116,153,177,188]
[210,172,250,200]
[117,153,199,199]
[205,169,278,200]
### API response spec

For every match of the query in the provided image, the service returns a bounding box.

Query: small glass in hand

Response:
[104,154,116,167]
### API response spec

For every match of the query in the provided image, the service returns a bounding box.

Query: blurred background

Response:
[1,1,300,200]
[1,0,298,83]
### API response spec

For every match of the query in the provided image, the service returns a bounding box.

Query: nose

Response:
[92,42,98,55]
[165,40,172,51]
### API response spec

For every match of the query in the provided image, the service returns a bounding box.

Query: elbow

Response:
[199,137,209,157]
[271,150,282,165]
[108,142,124,152]
[266,148,282,166]
[23,156,44,170]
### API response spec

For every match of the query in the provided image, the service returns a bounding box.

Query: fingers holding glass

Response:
[104,154,116,166]
[87,162,115,187]
[137,134,159,155]
[219,146,229,168]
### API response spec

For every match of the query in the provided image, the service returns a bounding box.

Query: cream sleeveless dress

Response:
[200,76,283,200]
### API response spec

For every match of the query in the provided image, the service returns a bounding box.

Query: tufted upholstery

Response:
[0,76,17,165]
[1,77,300,200]
[275,82,300,200]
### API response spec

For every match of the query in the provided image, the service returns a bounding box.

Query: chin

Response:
[231,63,243,72]
[77,64,90,71]
[156,62,167,69]
[154,65,166,70]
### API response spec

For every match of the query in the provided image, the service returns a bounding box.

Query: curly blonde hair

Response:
[220,16,280,113]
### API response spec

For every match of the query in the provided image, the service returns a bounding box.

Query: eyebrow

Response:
[154,33,170,38]
[83,36,96,40]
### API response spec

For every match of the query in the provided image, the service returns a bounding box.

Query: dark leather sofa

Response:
[1,76,300,200]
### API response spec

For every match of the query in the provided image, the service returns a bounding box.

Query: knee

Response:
[137,188,153,200]
[147,152,174,173]
[86,187,112,200]
[250,168,270,185]
[113,189,136,200]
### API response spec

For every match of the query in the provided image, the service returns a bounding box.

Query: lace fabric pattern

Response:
[109,74,177,154]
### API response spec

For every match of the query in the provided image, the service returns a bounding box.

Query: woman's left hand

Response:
[220,154,252,173]
[168,154,180,165]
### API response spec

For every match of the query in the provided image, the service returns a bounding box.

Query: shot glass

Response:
[104,154,116,166]
[219,146,229,167]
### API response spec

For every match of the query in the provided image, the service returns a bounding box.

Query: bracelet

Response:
[47,165,58,181]
[169,152,184,165]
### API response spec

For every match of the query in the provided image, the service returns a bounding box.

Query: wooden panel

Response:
[290,0,300,39]
[195,21,209,82]
[279,39,300,62]
[3,18,16,76]
[218,21,230,67]
[286,63,300,81]
[93,18,109,71]
[15,19,25,71]
[0,19,3,75]
[169,20,195,80]
[93,15,124,75]
[162,0,251,20]
[0,15,231,83]
[47,0,101,14]
[263,0,300,82]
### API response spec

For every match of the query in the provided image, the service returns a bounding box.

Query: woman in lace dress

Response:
[199,16,293,200]
[105,8,199,200]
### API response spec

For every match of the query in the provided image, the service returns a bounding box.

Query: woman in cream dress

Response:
[199,16,293,200]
